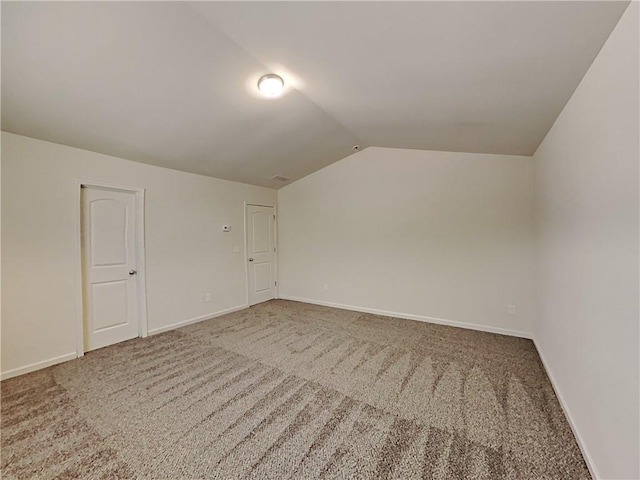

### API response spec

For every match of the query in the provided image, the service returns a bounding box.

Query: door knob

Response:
[129,269,137,275]
[248,258,254,262]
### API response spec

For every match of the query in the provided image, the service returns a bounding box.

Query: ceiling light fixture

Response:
[257,74,284,97]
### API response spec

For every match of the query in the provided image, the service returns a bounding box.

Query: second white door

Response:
[247,204,277,306]
[82,186,140,351]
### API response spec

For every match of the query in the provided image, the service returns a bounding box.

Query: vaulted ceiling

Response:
[1,1,629,188]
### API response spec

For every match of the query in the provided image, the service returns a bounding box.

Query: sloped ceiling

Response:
[1,1,629,188]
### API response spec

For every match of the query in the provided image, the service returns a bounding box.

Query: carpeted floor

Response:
[2,300,590,479]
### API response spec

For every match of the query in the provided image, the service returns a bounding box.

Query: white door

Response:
[247,205,277,306]
[82,186,139,351]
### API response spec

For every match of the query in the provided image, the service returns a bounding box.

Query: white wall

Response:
[1,132,276,378]
[278,147,535,336]
[533,3,639,479]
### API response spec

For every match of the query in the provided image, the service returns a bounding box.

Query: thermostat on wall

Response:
[222,225,231,232]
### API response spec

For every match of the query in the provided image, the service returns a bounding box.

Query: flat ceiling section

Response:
[1,1,629,187]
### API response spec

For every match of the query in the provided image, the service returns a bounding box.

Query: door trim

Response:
[75,179,148,357]
[244,202,278,306]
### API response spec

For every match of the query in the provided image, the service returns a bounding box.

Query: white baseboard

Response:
[1,305,249,381]
[147,304,248,336]
[533,340,599,480]
[1,352,77,381]
[279,296,532,339]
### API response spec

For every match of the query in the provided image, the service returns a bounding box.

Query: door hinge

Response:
[273,214,276,220]
[274,247,276,252]
[275,281,277,287]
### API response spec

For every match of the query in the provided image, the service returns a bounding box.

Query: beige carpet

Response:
[2,300,589,479]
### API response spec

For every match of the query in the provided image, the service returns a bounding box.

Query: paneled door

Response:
[82,186,140,351]
[246,204,277,306]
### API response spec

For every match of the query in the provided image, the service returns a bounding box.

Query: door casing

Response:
[244,202,278,306]
[75,180,148,357]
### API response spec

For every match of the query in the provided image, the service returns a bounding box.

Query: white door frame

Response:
[75,179,148,357]
[244,202,278,306]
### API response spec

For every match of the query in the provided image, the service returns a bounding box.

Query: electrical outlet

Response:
[202,293,212,303]
[323,283,329,291]
[508,304,516,315]
[233,246,240,253]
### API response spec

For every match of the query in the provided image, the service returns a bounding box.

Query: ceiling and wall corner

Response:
[532,2,639,478]
[1,1,630,187]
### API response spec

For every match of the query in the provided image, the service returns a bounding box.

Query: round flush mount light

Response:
[257,74,284,97]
